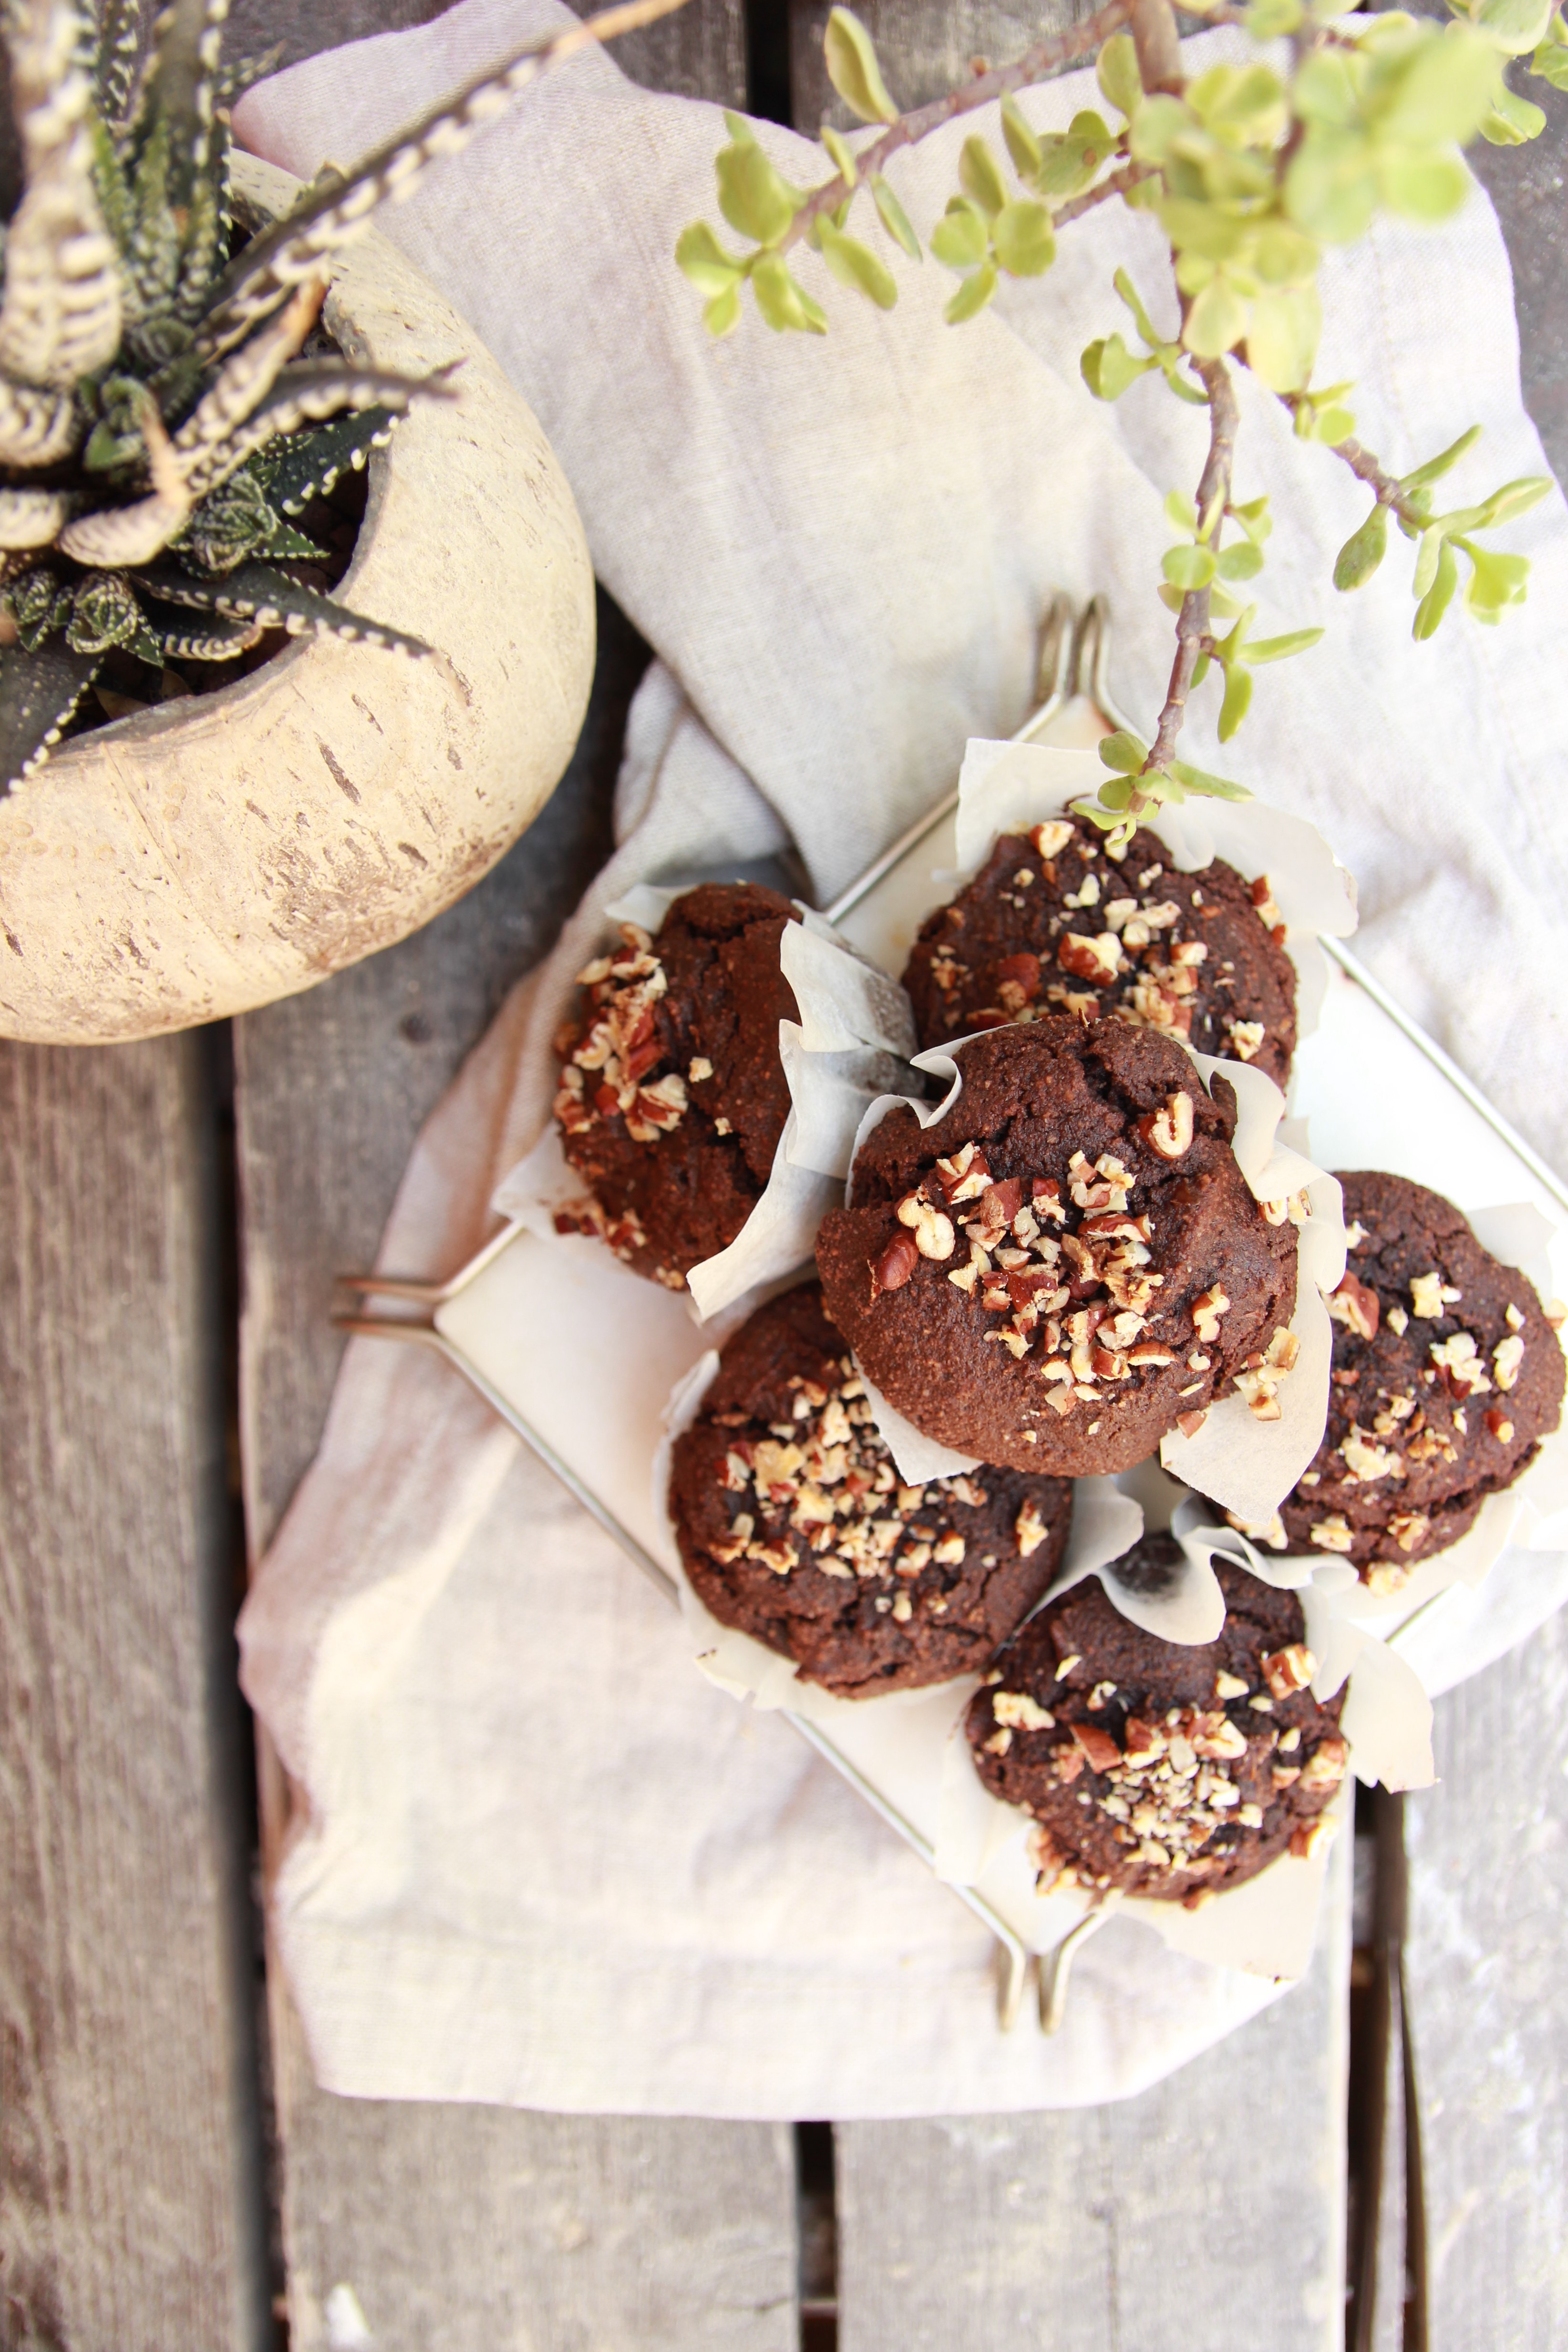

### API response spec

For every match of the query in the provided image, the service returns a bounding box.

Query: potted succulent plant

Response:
[0,0,669,1043]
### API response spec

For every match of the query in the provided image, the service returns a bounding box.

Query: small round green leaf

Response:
[1217,661,1253,742]
[1245,626,1325,663]
[818,218,898,308]
[1097,32,1143,119]
[1334,503,1389,590]
[751,253,828,334]
[1168,757,1253,802]
[1478,0,1554,55]
[992,199,1055,278]
[704,282,743,337]
[676,221,746,296]
[1001,95,1043,181]
[1183,275,1248,358]
[1377,146,1472,226]
[1413,535,1459,638]
[1246,285,1323,393]
[717,137,801,246]
[823,6,899,124]
[869,173,921,259]
[959,135,1009,219]
[1098,729,1150,774]
[1081,331,1154,400]
[820,124,860,185]
[1284,125,1379,244]
[930,199,990,271]
[945,262,998,324]
[1379,27,1498,144]
[1461,542,1529,617]
[1163,543,1218,590]
[1216,540,1265,581]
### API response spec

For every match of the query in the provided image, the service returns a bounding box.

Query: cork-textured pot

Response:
[0,154,596,1044]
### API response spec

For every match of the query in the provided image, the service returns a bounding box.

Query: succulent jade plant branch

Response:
[678,0,1561,846]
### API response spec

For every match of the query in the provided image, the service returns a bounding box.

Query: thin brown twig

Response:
[1143,351,1239,781]
[1052,158,1156,230]
[778,0,1135,256]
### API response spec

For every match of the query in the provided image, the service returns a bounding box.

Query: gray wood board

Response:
[836,1834,1351,2352]
[269,1986,798,2352]
[0,1035,268,2352]
[1404,1614,1568,2347]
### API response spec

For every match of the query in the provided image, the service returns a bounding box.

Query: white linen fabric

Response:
[234,0,1568,2116]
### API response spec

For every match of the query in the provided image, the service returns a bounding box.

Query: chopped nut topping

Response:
[1410,1270,1460,1320]
[1215,1670,1250,1701]
[554,923,691,1148]
[1015,1498,1051,1557]
[1344,1220,1369,1250]
[1191,1285,1231,1345]
[1226,1019,1265,1062]
[1493,1333,1525,1391]
[1139,1088,1195,1161]
[994,1690,1055,1733]
[1341,1429,1403,1485]
[1385,1512,1429,1556]
[688,1056,713,1083]
[1029,819,1075,861]
[1328,1269,1380,1342]
[1261,1643,1317,1699]
[1386,1303,1409,1337]
[1290,1817,1338,1863]
[1309,1515,1354,1554]
[1058,930,1123,986]
[1484,1410,1515,1444]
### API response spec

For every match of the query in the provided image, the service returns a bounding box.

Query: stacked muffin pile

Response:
[548,835,1564,1915]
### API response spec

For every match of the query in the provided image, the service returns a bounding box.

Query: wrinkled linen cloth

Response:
[235,0,1568,2117]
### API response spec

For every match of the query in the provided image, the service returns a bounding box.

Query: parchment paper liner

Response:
[650,1346,1422,1981]
[492,888,918,1323]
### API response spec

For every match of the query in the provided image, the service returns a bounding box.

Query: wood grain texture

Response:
[1469,78,1568,487]
[0,1036,268,2352]
[790,0,1103,132]
[836,1833,1351,2352]
[1403,1618,1568,2348]
[567,0,747,105]
[270,1989,798,2352]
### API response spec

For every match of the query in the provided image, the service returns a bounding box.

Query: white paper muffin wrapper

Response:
[650,1338,1415,1981]
[492,891,921,1325]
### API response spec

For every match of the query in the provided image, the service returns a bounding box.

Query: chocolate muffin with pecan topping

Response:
[669,1282,1071,1698]
[814,1020,1299,1477]
[902,813,1298,1090]
[967,1547,1348,1902]
[552,883,799,1288]
[1277,1172,1565,1591]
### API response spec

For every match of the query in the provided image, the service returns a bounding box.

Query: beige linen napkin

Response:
[235,0,1568,2115]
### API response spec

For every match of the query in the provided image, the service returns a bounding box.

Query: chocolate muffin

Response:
[967,1546,1348,1903]
[552,883,799,1287]
[669,1282,1072,1699]
[902,814,1298,1090]
[1277,1172,1566,1592]
[814,1020,1300,1477]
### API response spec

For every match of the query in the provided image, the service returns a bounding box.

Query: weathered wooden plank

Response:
[271,1989,797,2352]
[0,1035,268,2352]
[1470,81,1568,486]
[790,0,1102,132]
[568,0,747,106]
[836,1833,1350,2352]
[1402,1613,1568,2347]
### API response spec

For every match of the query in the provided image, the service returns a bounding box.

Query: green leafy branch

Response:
[676,0,1562,840]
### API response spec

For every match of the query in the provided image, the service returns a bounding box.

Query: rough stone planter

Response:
[0,153,595,1045]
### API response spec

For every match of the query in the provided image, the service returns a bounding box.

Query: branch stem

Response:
[779,0,1135,255]
[1143,351,1239,784]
